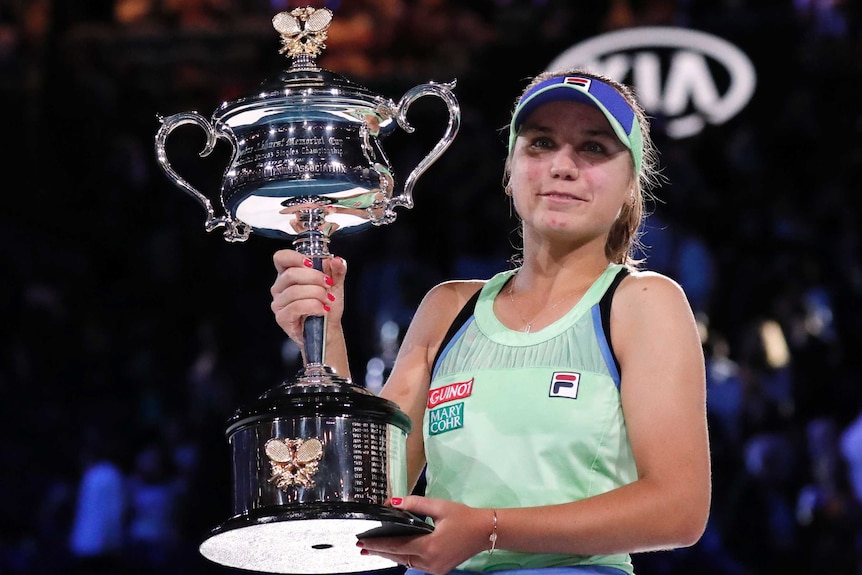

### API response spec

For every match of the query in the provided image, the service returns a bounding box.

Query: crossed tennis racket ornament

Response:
[273,6,333,58]
[265,437,325,490]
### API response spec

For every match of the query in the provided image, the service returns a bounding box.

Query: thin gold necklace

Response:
[506,275,583,334]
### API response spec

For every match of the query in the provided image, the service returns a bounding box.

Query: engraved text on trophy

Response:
[228,126,350,189]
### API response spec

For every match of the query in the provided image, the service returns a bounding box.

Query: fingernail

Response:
[390,497,403,506]
[325,276,334,286]
[359,549,368,556]
[303,258,313,268]
[323,304,331,312]
[327,293,336,302]
[355,541,364,548]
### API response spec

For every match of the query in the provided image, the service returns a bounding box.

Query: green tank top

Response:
[423,264,636,574]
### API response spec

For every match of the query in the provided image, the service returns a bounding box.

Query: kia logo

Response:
[548,27,757,139]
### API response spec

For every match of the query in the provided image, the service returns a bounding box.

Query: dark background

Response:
[2,1,862,574]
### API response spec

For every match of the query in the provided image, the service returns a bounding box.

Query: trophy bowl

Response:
[155,7,459,243]
[154,7,460,573]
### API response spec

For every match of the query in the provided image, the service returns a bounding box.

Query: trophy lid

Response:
[212,7,397,132]
[225,384,413,437]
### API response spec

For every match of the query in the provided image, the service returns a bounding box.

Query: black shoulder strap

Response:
[431,287,483,371]
[599,267,631,378]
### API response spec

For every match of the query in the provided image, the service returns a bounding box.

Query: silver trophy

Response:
[154,7,460,574]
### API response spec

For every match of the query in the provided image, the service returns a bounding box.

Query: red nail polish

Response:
[303,258,313,268]
[390,497,403,506]
[323,304,331,312]
[325,276,334,286]
[327,293,335,302]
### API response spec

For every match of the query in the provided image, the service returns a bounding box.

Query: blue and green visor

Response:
[508,75,643,174]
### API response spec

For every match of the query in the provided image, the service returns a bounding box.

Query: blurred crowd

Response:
[2,0,862,574]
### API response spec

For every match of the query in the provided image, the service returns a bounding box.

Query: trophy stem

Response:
[293,208,332,370]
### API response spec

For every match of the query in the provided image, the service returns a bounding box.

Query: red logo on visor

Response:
[564,77,591,89]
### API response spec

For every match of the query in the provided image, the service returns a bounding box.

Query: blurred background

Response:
[2,0,862,574]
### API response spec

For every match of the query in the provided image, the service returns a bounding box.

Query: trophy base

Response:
[199,502,433,574]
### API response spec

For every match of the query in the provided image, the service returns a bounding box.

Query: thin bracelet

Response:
[488,508,498,554]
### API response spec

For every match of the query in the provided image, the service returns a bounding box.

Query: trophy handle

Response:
[292,208,332,371]
[155,112,251,242]
[391,81,461,211]
[303,256,327,367]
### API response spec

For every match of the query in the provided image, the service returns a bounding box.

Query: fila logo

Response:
[563,76,591,90]
[549,372,581,399]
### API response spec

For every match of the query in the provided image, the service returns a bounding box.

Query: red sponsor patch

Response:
[428,378,474,409]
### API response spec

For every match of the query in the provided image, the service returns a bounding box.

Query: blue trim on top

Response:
[431,316,476,381]
[591,304,621,390]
